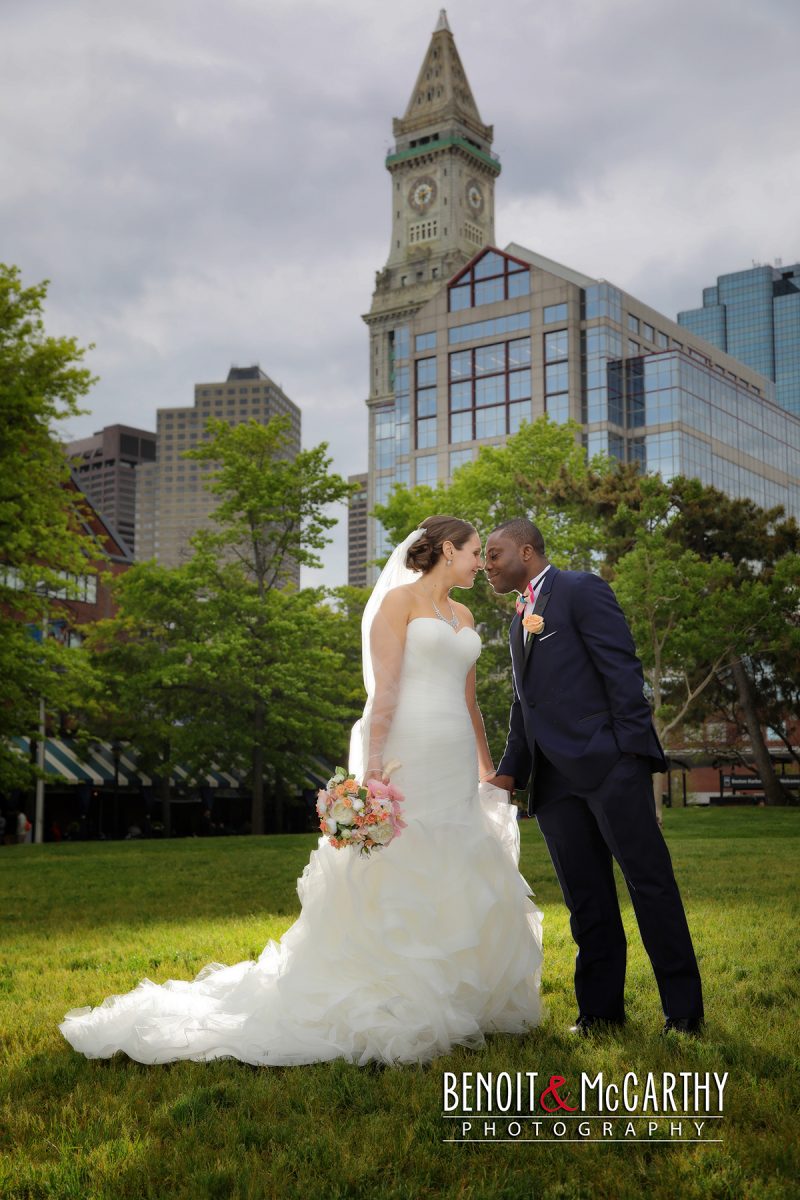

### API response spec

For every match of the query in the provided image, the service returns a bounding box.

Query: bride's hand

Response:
[366,758,401,785]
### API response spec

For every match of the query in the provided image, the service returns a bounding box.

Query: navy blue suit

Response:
[497,567,703,1024]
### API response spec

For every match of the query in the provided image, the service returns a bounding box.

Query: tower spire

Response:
[395,11,492,146]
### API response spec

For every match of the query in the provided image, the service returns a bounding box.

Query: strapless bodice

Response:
[399,618,481,695]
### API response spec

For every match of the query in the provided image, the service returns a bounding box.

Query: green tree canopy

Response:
[0,265,98,791]
[87,418,360,833]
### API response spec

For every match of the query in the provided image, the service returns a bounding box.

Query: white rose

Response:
[316,796,327,817]
[325,817,338,834]
[369,821,395,846]
[352,797,364,812]
[331,799,356,826]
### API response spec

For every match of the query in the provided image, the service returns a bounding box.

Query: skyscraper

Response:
[677,263,800,417]
[350,15,800,583]
[66,424,156,556]
[347,474,368,589]
[136,366,300,570]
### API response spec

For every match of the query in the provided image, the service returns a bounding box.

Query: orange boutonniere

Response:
[522,613,545,635]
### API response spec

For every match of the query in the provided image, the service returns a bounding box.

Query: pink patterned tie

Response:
[515,581,536,616]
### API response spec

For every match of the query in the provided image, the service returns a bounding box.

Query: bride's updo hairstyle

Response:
[405,515,477,574]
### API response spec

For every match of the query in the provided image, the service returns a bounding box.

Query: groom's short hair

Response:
[493,518,546,556]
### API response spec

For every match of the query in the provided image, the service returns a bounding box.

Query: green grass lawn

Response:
[1,808,798,1200]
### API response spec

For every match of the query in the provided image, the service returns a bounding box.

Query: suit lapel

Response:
[522,567,558,670]
[510,611,524,689]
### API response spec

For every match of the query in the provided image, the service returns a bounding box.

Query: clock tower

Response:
[367,9,500,324]
[356,11,501,580]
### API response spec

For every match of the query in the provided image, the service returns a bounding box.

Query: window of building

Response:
[646,431,680,481]
[544,329,568,362]
[642,322,654,342]
[416,357,436,387]
[415,332,436,352]
[584,284,622,324]
[628,314,640,334]
[417,417,437,449]
[448,336,532,442]
[448,310,530,346]
[656,331,669,349]
[544,327,569,424]
[416,454,438,486]
[448,248,530,313]
[374,404,396,471]
[609,433,626,463]
[449,448,474,474]
[391,325,410,363]
[545,394,569,424]
[409,219,438,244]
[629,439,646,470]
[543,302,568,324]
[545,362,568,393]
[586,430,609,459]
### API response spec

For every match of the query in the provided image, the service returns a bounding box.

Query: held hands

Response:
[482,773,515,794]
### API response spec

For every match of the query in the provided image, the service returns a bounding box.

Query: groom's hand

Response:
[484,773,515,794]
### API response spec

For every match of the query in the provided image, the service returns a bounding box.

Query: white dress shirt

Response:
[521,564,551,640]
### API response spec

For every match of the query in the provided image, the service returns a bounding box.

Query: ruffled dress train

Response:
[60,619,543,1065]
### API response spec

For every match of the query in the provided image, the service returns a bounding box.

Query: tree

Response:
[548,465,800,806]
[81,561,208,834]
[0,265,98,794]
[181,417,356,832]
[86,420,360,834]
[666,480,800,804]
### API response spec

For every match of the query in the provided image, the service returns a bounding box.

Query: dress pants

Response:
[533,752,704,1023]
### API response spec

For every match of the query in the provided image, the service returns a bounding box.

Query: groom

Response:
[484,518,703,1035]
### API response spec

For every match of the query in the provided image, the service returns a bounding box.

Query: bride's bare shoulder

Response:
[376,586,416,622]
[377,583,431,625]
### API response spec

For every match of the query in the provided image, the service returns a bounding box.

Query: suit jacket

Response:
[496,567,666,802]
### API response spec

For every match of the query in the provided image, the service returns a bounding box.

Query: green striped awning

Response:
[11,737,243,789]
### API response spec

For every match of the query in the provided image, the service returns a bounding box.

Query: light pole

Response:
[33,583,48,845]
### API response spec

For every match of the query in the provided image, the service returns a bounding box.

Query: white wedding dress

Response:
[60,618,543,1066]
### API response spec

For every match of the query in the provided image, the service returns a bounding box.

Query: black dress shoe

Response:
[569,1015,626,1036]
[662,1017,703,1036]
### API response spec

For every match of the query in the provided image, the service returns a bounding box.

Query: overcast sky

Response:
[2,0,797,586]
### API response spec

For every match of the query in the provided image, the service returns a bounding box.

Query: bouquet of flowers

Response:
[317,763,406,856]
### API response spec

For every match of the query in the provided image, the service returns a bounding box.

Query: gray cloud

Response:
[1,0,796,586]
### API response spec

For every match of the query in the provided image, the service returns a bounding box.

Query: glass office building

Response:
[363,245,800,569]
[678,264,800,418]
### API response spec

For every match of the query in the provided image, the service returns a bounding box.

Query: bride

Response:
[60,516,543,1066]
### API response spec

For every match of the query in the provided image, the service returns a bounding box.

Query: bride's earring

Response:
[446,558,452,567]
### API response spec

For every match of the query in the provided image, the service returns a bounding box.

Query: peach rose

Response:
[522,613,545,635]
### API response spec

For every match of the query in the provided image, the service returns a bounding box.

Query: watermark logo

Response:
[442,1071,727,1144]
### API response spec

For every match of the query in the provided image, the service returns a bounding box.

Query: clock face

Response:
[466,179,485,217]
[408,175,437,214]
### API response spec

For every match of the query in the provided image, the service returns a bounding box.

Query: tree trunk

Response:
[652,771,667,828]
[273,776,285,835]
[160,773,172,836]
[251,699,265,834]
[730,656,788,806]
